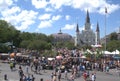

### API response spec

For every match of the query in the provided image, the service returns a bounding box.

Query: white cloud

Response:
[49,0,72,9]
[45,7,53,12]
[48,0,120,14]
[0,0,14,9]
[1,6,38,30]
[62,24,75,30]
[31,0,48,9]
[38,15,62,29]
[31,0,120,15]
[1,6,21,17]
[52,15,62,21]
[39,14,51,20]
[38,20,52,29]
[65,15,70,20]
[16,20,35,30]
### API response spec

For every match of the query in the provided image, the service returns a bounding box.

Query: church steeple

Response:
[96,22,100,32]
[85,10,91,30]
[86,10,90,23]
[76,23,79,32]
[95,22,100,45]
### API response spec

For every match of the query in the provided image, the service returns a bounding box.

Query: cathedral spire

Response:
[86,10,90,23]
[76,23,79,32]
[85,10,91,30]
[95,22,100,45]
[96,22,100,32]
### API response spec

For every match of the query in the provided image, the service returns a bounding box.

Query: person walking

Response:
[64,69,68,80]
[51,72,54,81]
[53,72,57,81]
[106,65,109,73]
[10,62,13,71]
[91,73,95,81]
[116,67,120,77]
[83,71,87,81]
[25,65,29,74]
[18,67,24,80]
[69,72,75,81]
[57,69,61,81]
[31,75,35,81]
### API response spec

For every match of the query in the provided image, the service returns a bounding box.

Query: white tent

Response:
[111,50,120,55]
[91,44,102,48]
[103,51,112,55]
[48,58,55,61]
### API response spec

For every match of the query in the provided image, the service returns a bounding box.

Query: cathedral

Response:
[75,10,100,47]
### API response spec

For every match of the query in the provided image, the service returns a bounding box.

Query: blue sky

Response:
[0,0,120,38]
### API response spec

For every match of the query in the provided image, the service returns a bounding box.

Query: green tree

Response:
[64,41,75,49]
[19,32,34,41]
[0,20,16,43]
[20,40,31,48]
[107,40,120,52]
[110,32,118,40]
[0,44,11,53]
[28,40,51,50]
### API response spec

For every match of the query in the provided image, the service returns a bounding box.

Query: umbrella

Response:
[10,53,15,58]
[80,56,86,59]
[16,53,22,56]
[56,56,62,59]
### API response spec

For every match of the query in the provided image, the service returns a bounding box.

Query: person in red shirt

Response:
[83,71,87,81]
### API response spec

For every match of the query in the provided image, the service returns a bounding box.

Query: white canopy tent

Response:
[111,50,120,55]
[104,51,113,55]
[103,50,120,55]
[91,44,102,48]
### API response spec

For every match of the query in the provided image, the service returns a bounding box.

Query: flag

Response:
[105,7,107,13]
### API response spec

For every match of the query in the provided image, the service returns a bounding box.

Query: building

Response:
[75,10,100,47]
[51,29,73,44]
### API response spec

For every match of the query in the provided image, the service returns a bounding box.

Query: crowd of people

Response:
[1,48,120,81]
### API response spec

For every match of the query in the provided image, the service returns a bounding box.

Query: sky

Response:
[0,0,120,38]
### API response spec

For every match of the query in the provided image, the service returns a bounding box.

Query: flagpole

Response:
[103,7,107,63]
[105,7,107,52]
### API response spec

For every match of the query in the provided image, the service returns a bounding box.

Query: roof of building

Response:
[51,29,72,40]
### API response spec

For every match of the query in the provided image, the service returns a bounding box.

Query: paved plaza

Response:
[0,62,120,81]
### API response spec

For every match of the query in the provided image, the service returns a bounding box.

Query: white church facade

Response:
[75,10,100,47]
